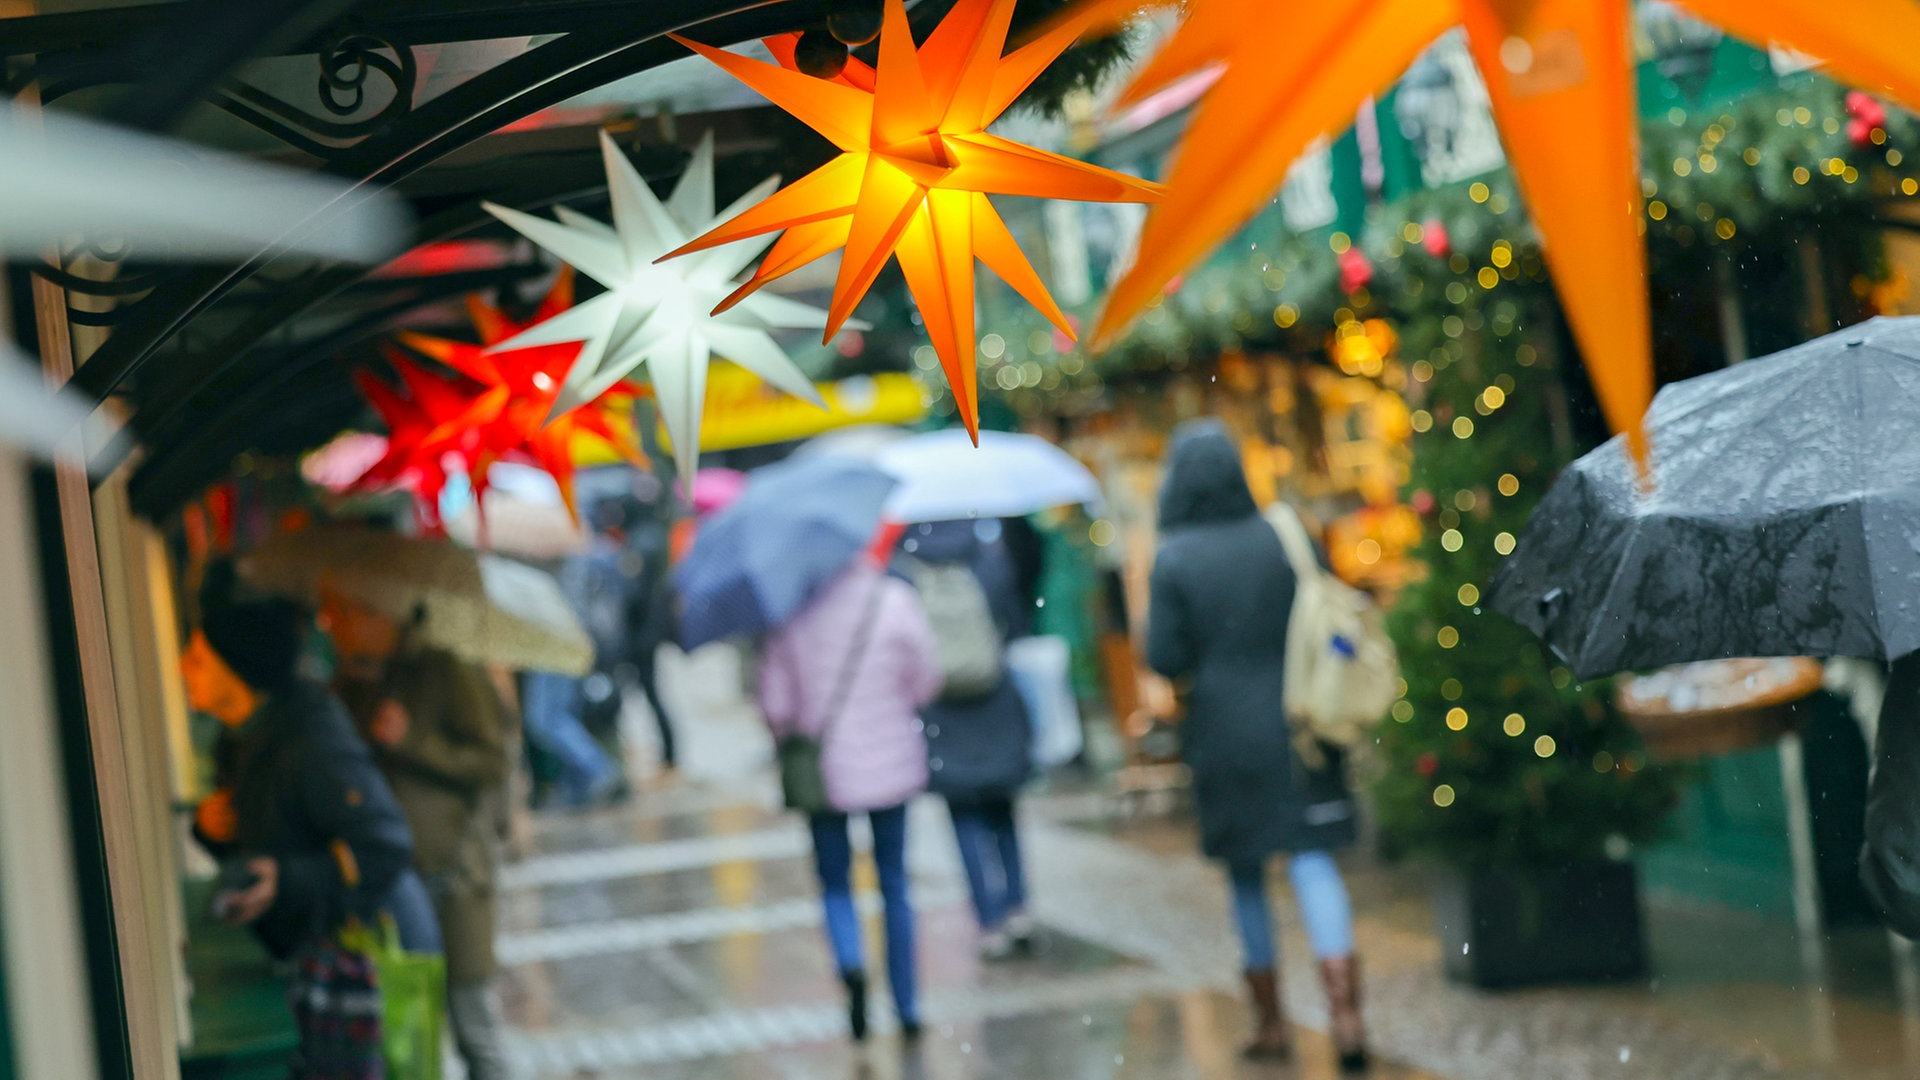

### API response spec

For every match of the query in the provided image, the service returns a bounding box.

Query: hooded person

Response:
[1144,419,1367,1070]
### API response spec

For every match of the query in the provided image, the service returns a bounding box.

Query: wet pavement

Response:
[492,647,1920,1078]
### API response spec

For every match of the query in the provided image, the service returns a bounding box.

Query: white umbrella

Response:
[0,105,407,261]
[793,423,911,461]
[876,429,1102,523]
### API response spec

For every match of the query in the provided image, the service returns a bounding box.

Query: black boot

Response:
[841,970,869,1042]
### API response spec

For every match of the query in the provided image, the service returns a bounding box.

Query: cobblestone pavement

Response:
[493,647,1920,1079]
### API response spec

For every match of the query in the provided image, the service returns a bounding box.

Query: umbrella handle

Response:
[866,519,907,566]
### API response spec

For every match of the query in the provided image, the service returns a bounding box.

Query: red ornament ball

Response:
[1415,752,1439,778]
[1338,248,1374,294]
[1421,219,1451,259]
[1847,90,1888,129]
[1848,116,1876,148]
[1410,489,1436,514]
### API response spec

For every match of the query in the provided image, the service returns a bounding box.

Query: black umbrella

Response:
[1488,315,1920,680]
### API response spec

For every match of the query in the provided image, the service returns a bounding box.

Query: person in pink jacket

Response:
[758,560,943,1041]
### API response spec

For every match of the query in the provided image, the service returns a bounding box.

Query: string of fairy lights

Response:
[944,73,1917,422]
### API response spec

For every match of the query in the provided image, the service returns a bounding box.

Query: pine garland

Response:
[970,72,1917,402]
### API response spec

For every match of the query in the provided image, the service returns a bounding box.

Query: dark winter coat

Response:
[904,519,1033,805]
[218,679,418,960]
[1863,651,1920,936]
[561,533,634,670]
[629,520,677,678]
[1145,421,1358,866]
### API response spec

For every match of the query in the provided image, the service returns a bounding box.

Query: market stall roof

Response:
[1,0,838,517]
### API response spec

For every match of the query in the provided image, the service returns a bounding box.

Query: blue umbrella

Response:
[673,455,897,649]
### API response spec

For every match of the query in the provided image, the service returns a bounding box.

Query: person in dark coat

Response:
[627,511,682,771]
[1145,419,1366,1069]
[901,519,1037,960]
[185,588,440,1076]
[521,508,627,807]
[1862,651,1920,936]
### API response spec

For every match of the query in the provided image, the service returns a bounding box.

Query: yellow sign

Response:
[572,364,927,464]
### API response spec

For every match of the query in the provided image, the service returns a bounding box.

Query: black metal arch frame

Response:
[6,0,833,515]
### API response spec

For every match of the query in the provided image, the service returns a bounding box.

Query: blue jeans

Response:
[809,806,917,1025]
[522,671,616,804]
[383,869,443,955]
[947,798,1028,931]
[1228,851,1355,971]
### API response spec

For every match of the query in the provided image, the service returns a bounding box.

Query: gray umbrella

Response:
[1487,315,1920,679]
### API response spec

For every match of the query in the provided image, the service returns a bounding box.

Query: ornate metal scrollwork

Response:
[24,27,418,327]
[41,226,167,329]
[215,29,418,159]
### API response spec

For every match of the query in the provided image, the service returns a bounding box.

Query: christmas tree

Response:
[1373,273,1680,869]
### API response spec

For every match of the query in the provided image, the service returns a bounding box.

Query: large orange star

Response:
[1089,0,1920,463]
[663,0,1164,438]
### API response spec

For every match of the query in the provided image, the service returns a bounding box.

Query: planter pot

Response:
[1615,657,1823,761]
[1433,860,1647,988]
[1621,700,1800,760]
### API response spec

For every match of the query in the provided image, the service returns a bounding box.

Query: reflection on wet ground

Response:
[494,651,1920,1078]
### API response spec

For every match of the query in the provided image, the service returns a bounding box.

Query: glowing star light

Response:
[1087,0,1920,464]
[351,271,643,534]
[664,0,1164,439]
[483,131,838,480]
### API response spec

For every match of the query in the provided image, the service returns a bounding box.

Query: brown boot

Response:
[1319,956,1368,1072]
[1241,969,1291,1061]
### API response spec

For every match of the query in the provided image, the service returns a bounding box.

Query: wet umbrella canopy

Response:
[1488,316,1920,679]
[672,455,897,650]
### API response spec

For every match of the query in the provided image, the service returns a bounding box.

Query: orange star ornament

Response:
[664,0,1164,439]
[1088,0,1920,464]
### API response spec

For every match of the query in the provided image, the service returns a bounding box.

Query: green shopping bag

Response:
[340,916,446,1080]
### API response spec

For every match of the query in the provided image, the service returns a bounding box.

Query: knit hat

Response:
[198,560,306,691]
[200,599,305,692]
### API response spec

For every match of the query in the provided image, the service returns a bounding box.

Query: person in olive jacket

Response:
[332,598,513,1080]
